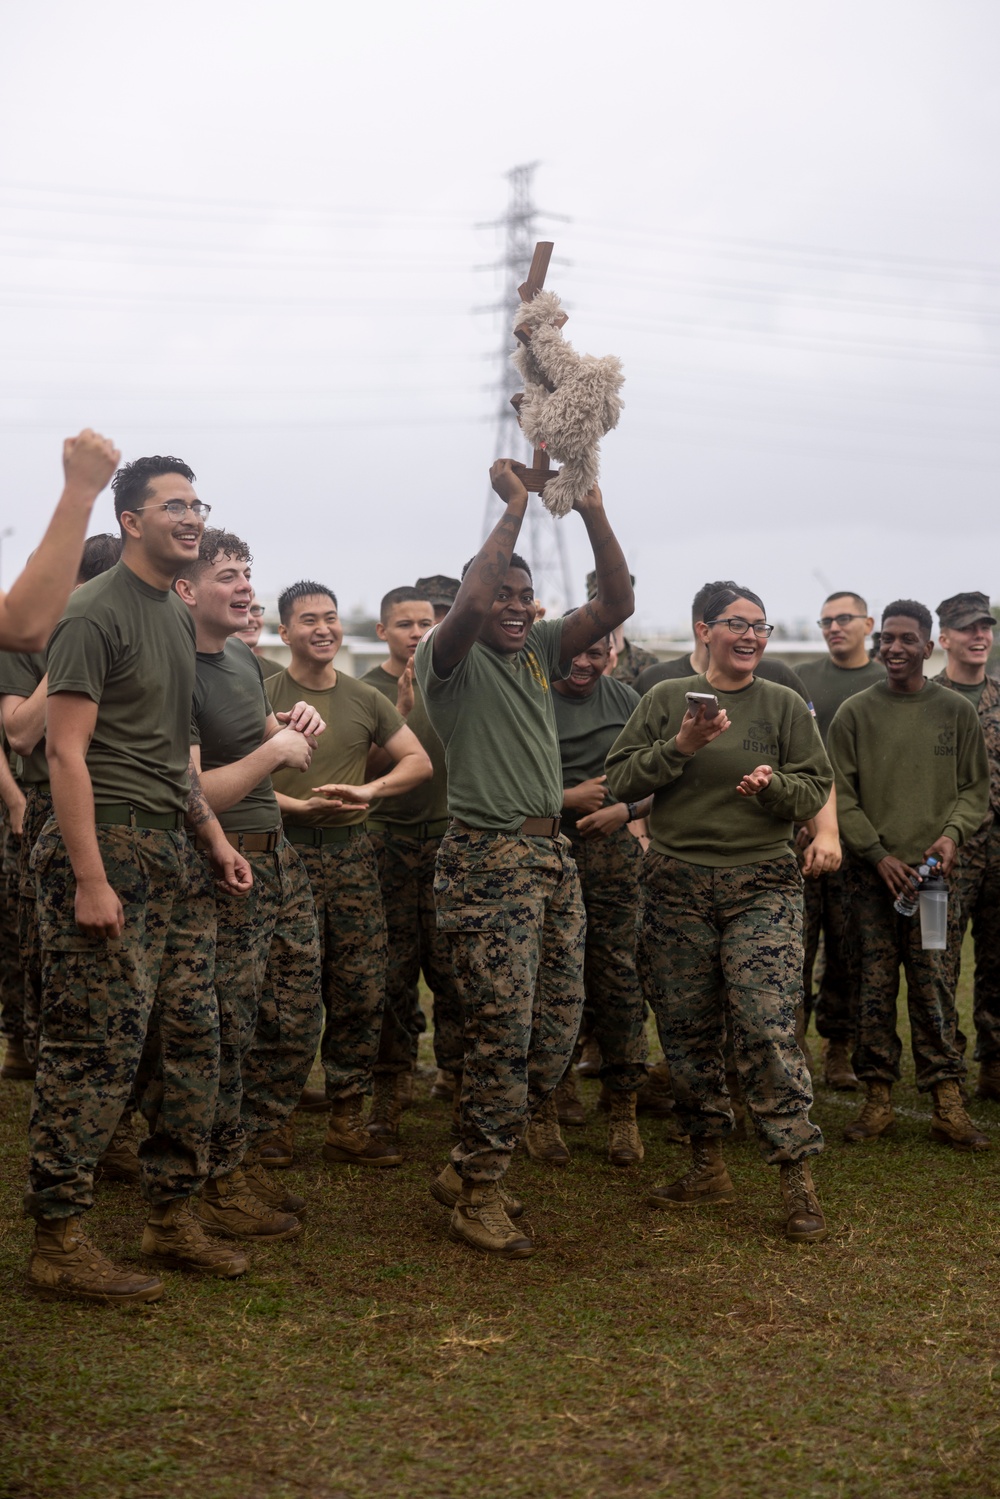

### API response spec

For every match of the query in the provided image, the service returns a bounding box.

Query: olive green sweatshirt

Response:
[605,674,832,868]
[826,679,989,866]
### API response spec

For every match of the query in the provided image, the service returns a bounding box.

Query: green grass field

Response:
[2,948,999,1499]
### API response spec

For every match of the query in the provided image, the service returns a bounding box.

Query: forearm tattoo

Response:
[185,758,214,830]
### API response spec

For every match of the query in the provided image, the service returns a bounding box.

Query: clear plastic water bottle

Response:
[893,857,939,918]
[918,864,948,950]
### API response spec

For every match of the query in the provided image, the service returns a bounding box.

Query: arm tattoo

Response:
[185,757,215,831]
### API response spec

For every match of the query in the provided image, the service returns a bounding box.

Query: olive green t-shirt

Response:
[265,667,404,827]
[0,649,49,787]
[796,655,886,742]
[605,673,832,867]
[45,562,195,815]
[192,639,280,834]
[827,679,990,866]
[361,664,448,825]
[414,618,565,832]
[633,652,812,705]
[553,676,640,827]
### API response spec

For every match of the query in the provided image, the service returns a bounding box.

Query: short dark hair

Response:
[278,580,338,625]
[824,590,868,612]
[460,551,533,583]
[110,456,196,529]
[379,587,434,624]
[176,527,253,586]
[691,580,740,628]
[77,533,121,583]
[881,599,932,637]
[700,583,766,627]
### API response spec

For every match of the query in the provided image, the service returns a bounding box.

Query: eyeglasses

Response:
[818,614,866,631]
[705,616,774,639]
[247,605,265,619]
[132,500,212,520]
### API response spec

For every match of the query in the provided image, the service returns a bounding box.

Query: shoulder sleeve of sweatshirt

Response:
[826,702,889,865]
[943,696,990,847]
[604,688,694,800]
[755,696,833,822]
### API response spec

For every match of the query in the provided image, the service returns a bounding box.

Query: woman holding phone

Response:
[606,584,833,1243]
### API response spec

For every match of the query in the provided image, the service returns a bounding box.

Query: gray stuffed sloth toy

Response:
[511,289,625,518]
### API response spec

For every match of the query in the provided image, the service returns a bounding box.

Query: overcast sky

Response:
[2,1,998,635]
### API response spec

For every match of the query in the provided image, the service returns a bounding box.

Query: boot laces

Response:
[784,1160,820,1215]
[683,1142,717,1183]
[473,1190,517,1239]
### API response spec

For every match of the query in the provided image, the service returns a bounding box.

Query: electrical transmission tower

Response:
[476,163,575,613]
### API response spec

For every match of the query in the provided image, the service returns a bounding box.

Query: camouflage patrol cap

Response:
[415,574,460,607]
[937,591,995,630]
[585,568,636,601]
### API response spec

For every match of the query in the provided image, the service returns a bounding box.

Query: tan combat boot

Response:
[142,1199,248,1276]
[242,1153,307,1217]
[366,1071,405,1140]
[554,1070,586,1127]
[823,1040,858,1091]
[977,1059,1000,1102]
[430,1068,455,1100]
[636,1060,676,1117]
[430,1161,524,1219]
[449,1182,533,1258]
[29,1216,163,1304]
[779,1158,829,1243]
[1,1036,35,1080]
[96,1113,142,1185]
[930,1080,990,1150]
[195,1169,302,1241]
[575,1036,602,1077]
[323,1095,403,1166]
[523,1094,571,1166]
[607,1091,645,1166]
[256,1117,294,1169]
[648,1139,735,1209]
[843,1081,895,1143]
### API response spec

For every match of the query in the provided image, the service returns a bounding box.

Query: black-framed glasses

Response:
[133,500,212,520]
[705,616,774,639]
[247,605,265,619]
[818,613,866,631]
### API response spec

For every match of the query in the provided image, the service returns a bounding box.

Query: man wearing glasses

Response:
[26,456,253,1305]
[236,598,285,678]
[798,594,884,1090]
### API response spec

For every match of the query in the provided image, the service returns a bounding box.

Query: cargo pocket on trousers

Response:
[436,904,509,936]
[39,935,124,1043]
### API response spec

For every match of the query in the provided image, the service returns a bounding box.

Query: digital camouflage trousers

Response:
[296,829,387,1100]
[25,822,218,1220]
[0,804,21,1048]
[842,855,965,1090]
[434,826,586,1183]
[638,851,822,1164]
[16,786,52,1065]
[369,828,464,1076]
[802,854,856,1043]
[141,836,323,1175]
[950,819,1000,1062]
[565,823,648,1091]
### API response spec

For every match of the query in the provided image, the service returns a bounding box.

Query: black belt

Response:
[94,804,185,830]
[224,830,282,853]
[366,817,450,840]
[284,823,364,847]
